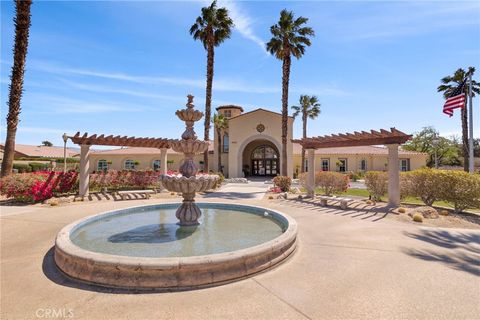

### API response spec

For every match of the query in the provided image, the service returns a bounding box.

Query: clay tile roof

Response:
[0,144,79,158]
[90,141,214,155]
[216,105,244,112]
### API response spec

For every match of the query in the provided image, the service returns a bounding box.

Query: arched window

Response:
[97,159,108,172]
[251,145,278,159]
[124,159,135,170]
[152,159,161,171]
[222,134,229,153]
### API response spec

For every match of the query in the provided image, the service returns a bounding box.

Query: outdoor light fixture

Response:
[62,133,68,173]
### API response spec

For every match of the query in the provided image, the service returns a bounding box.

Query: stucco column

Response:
[387,144,400,206]
[159,148,168,174]
[79,144,90,198]
[306,148,316,198]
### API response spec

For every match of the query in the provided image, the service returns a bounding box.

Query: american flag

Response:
[443,80,466,117]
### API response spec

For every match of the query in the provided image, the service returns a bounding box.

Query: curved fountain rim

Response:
[55,202,297,266]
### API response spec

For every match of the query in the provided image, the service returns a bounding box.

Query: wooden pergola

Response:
[68,132,172,197]
[69,132,171,149]
[293,128,412,206]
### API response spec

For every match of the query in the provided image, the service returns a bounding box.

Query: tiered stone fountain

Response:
[54,94,297,290]
[160,95,219,226]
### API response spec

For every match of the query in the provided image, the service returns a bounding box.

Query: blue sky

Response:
[1,0,479,148]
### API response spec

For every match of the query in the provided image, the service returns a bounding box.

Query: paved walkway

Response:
[202,181,272,200]
[1,197,479,319]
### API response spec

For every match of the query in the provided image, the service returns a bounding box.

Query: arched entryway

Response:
[242,140,279,177]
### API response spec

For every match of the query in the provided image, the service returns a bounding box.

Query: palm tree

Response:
[291,95,321,173]
[266,9,314,176]
[212,113,228,173]
[1,0,32,178]
[437,67,479,171]
[190,1,233,173]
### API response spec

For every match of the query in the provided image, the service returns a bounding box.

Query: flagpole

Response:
[468,71,474,173]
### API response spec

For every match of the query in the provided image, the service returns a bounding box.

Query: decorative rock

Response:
[439,209,449,216]
[276,193,288,200]
[408,206,439,219]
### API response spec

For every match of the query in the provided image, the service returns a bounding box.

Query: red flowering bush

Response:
[269,186,282,193]
[89,170,163,191]
[0,171,79,203]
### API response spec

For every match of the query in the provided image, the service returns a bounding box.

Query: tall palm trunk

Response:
[281,55,291,176]
[461,104,469,172]
[216,128,222,172]
[301,111,307,173]
[1,0,32,178]
[203,40,214,172]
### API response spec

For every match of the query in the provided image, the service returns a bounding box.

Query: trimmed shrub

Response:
[29,162,48,172]
[364,171,388,201]
[13,163,32,173]
[398,207,407,213]
[347,171,360,182]
[273,176,292,192]
[298,172,307,188]
[268,195,274,200]
[412,213,423,223]
[402,168,442,206]
[438,171,480,213]
[315,171,349,196]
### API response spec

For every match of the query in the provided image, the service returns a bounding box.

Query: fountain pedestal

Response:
[176,192,201,226]
[160,95,219,226]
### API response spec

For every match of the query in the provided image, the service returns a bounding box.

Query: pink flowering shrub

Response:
[89,170,163,191]
[0,171,79,203]
[269,186,282,193]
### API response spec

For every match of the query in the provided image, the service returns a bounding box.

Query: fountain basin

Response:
[160,175,218,193]
[54,203,297,290]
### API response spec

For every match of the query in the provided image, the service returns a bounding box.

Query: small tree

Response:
[439,171,480,213]
[41,140,53,147]
[212,113,228,172]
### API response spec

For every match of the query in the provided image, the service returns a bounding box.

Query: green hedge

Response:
[13,163,32,173]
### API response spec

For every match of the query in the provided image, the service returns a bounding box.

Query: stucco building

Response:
[87,107,427,177]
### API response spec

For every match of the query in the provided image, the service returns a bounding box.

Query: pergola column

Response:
[79,144,90,198]
[387,144,400,206]
[159,148,168,174]
[306,148,316,198]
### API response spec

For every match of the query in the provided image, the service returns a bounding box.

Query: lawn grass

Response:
[306,187,479,213]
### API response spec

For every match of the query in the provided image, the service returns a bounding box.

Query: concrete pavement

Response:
[202,181,271,200]
[1,196,479,320]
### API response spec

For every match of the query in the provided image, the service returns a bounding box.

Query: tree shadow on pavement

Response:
[402,229,480,276]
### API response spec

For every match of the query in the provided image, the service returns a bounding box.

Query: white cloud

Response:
[315,1,480,41]
[200,0,267,54]
[25,93,144,114]
[0,126,68,135]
